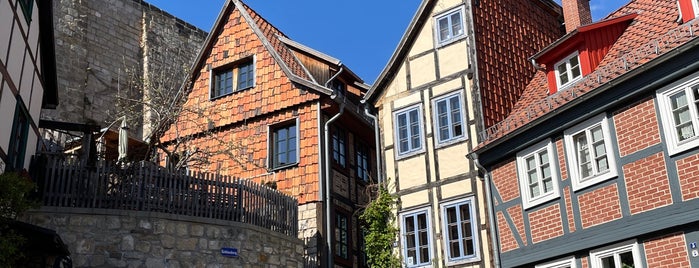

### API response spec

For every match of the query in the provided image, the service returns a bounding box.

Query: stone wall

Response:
[44,0,207,140]
[24,208,304,268]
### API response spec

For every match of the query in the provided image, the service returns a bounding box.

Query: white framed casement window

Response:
[393,104,425,158]
[517,139,561,209]
[432,91,467,145]
[434,5,466,46]
[535,257,578,268]
[693,0,699,17]
[564,114,618,191]
[554,52,583,89]
[440,197,480,264]
[590,241,644,268]
[656,77,699,155]
[400,208,433,267]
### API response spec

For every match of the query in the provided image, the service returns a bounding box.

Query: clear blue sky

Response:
[147,0,628,85]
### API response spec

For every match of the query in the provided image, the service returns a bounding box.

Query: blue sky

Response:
[148,0,628,85]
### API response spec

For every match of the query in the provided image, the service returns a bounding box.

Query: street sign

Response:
[221,247,239,258]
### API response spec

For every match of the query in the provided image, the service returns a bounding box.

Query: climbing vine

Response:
[360,183,400,268]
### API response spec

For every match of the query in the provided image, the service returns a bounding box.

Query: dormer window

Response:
[555,52,582,89]
[435,6,466,46]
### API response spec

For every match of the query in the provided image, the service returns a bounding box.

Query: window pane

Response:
[450,12,463,37]
[450,96,463,137]
[619,251,634,267]
[570,56,581,79]
[439,17,450,41]
[601,256,616,268]
[558,64,569,85]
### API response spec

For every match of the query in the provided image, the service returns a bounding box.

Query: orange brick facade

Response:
[623,152,672,215]
[644,233,691,268]
[578,184,622,229]
[528,204,564,243]
[613,97,661,157]
[677,153,699,201]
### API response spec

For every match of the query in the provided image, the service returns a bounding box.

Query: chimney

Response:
[562,0,592,33]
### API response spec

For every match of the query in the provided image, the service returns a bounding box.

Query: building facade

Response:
[363,0,563,267]
[42,0,206,145]
[0,0,58,172]
[473,0,699,267]
[160,1,377,267]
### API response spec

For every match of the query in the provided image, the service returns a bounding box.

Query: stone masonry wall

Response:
[24,208,304,268]
[44,0,207,140]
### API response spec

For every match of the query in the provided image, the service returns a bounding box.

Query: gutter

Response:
[469,153,501,268]
[322,66,345,268]
[363,106,383,185]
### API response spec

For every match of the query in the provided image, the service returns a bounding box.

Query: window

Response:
[270,121,297,169]
[517,140,560,209]
[334,212,349,259]
[535,257,577,268]
[332,126,347,168]
[657,77,699,155]
[555,52,582,89]
[441,198,479,264]
[211,58,254,99]
[590,241,642,268]
[394,105,424,157]
[7,104,29,172]
[355,141,371,182]
[433,92,466,144]
[435,6,465,45]
[18,0,33,22]
[564,114,617,191]
[401,209,432,267]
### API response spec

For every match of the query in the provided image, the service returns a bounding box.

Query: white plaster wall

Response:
[0,86,17,150]
[0,0,12,63]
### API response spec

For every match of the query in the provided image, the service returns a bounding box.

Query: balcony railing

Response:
[29,154,298,236]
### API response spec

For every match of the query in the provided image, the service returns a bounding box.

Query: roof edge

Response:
[363,0,436,104]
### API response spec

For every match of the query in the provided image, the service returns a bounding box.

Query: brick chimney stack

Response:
[562,0,592,33]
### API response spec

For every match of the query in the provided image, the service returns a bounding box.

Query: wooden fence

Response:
[29,155,298,236]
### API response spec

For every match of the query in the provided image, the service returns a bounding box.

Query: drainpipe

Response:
[363,106,383,185]
[470,154,501,268]
[322,66,344,268]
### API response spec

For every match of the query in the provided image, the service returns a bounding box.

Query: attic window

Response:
[555,52,582,89]
[210,57,255,99]
[435,6,466,46]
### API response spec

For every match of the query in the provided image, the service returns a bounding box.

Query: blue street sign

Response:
[221,247,239,258]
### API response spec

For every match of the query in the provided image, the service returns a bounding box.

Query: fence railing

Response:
[29,154,298,236]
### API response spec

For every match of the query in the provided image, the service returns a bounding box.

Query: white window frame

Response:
[535,257,578,268]
[564,114,618,191]
[656,76,699,155]
[517,139,561,209]
[432,91,468,146]
[393,104,425,158]
[434,5,466,47]
[554,52,583,89]
[590,241,644,268]
[693,0,699,17]
[400,208,433,268]
[440,197,480,264]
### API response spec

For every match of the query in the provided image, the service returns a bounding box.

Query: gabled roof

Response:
[182,0,337,96]
[475,0,699,151]
[362,0,436,104]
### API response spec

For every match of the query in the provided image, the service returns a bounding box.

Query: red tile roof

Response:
[478,0,699,148]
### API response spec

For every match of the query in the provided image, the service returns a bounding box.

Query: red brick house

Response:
[471,0,699,267]
[160,1,377,266]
